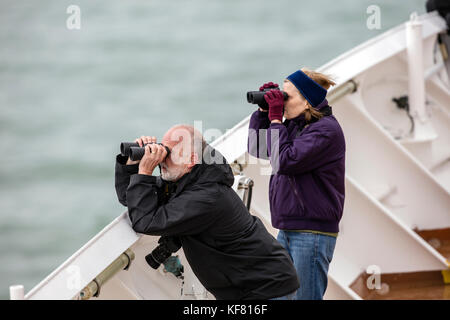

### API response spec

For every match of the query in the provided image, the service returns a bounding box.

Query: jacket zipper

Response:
[288,176,305,212]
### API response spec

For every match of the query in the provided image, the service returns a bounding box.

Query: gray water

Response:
[0,0,425,299]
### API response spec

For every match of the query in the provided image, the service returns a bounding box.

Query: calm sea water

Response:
[0,0,425,299]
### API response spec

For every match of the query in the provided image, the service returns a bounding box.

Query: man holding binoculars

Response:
[115,125,299,300]
[123,135,184,180]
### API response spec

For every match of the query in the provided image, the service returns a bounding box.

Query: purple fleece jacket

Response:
[247,99,346,233]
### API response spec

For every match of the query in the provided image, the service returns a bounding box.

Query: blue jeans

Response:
[270,290,296,300]
[276,230,336,300]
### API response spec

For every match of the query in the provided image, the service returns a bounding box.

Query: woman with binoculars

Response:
[248,68,346,300]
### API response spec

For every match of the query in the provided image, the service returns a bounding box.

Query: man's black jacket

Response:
[114,147,299,300]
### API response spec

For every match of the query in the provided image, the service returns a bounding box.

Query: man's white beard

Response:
[161,166,185,182]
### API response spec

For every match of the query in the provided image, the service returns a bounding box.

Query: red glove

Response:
[259,82,279,91]
[264,89,284,122]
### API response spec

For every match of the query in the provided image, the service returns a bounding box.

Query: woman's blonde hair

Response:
[300,67,336,123]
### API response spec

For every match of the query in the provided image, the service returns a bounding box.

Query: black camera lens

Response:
[145,253,160,269]
[145,237,182,270]
[145,245,171,269]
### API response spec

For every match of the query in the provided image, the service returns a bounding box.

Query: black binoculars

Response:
[246,88,289,110]
[120,142,171,161]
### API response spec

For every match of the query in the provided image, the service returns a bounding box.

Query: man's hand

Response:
[126,136,157,165]
[138,143,168,175]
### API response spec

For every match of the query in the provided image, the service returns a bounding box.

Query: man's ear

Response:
[187,153,199,169]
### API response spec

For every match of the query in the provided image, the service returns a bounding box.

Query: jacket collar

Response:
[163,145,234,196]
[162,164,201,196]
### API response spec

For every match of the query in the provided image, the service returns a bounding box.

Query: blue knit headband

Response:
[286,70,327,108]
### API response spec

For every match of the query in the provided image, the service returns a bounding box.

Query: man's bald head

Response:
[162,124,206,165]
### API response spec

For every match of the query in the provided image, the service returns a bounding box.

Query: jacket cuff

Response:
[116,154,139,174]
[269,122,284,128]
[129,173,158,185]
[249,110,271,130]
[256,109,269,118]
[253,110,270,122]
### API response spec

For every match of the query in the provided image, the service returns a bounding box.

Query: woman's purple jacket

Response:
[247,99,346,233]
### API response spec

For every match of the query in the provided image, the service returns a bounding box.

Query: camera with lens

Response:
[120,142,171,161]
[145,236,182,270]
[246,87,288,110]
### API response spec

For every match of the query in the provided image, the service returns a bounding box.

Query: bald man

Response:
[115,125,299,300]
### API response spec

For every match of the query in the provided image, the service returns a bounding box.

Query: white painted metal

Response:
[9,285,24,300]
[406,12,437,143]
[323,276,362,300]
[318,11,447,87]
[25,212,140,300]
[333,92,450,230]
[354,18,450,191]
[91,235,186,300]
[356,64,450,192]
[329,175,448,282]
[312,7,450,197]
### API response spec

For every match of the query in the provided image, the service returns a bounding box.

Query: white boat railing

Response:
[23,213,140,300]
